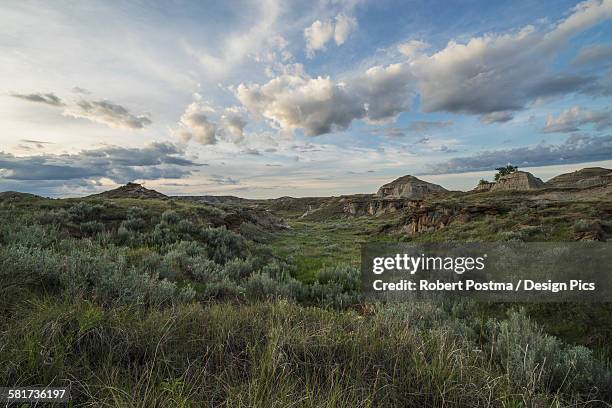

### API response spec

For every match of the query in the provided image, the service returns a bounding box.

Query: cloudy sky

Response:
[2,0,612,197]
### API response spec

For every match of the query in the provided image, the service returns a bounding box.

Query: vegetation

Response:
[1,194,611,406]
[494,165,518,181]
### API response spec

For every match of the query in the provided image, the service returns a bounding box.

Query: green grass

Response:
[270,216,399,282]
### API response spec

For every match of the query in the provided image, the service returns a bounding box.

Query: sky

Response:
[1,0,612,198]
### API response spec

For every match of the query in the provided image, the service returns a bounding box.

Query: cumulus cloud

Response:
[236,74,365,136]
[173,103,249,145]
[63,99,152,129]
[304,13,357,57]
[240,1,612,137]
[236,62,413,136]
[10,92,64,106]
[0,142,198,183]
[410,0,612,117]
[175,102,218,145]
[350,63,413,123]
[427,134,612,174]
[333,13,358,45]
[220,107,248,142]
[543,106,612,133]
[304,20,334,55]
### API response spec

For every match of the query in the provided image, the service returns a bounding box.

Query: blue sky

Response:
[1,0,612,197]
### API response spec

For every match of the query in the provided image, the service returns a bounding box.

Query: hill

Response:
[546,167,612,188]
[89,182,167,199]
[0,191,42,201]
[376,175,447,199]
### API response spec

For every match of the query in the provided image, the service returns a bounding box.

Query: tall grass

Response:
[2,300,610,406]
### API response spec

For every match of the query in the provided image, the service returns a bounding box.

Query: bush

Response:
[161,210,181,225]
[68,201,105,223]
[245,273,279,300]
[116,225,132,245]
[573,219,601,233]
[122,217,147,231]
[200,280,244,302]
[497,230,525,241]
[126,206,146,220]
[80,220,105,235]
[189,258,223,283]
[316,264,360,292]
[222,258,254,281]
[485,309,612,396]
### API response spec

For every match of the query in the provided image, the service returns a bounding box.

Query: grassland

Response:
[1,192,612,406]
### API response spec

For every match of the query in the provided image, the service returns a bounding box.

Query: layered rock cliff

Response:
[491,171,544,191]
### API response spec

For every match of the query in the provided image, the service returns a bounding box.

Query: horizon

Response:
[9,159,611,199]
[2,0,612,198]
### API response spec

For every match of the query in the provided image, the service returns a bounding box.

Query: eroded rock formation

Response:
[472,181,495,192]
[545,167,612,189]
[376,175,447,199]
[399,202,499,234]
[491,171,544,191]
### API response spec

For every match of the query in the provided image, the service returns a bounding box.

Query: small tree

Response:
[478,179,490,185]
[494,165,518,181]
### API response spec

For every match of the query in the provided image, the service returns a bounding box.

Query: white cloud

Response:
[304,20,334,56]
[409,0,612,116]
[173,103,250,145]
[63,99,152,129]
[304,13,357,57]
[333,13,358,45]
[236,74,364,136]
[175,102,218,145]
[242,0,612,137]
[544,106,612,133]
[397,40,429,59]
[220,107,248,142]
[351,63,413,123]
[236,61,414,136]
